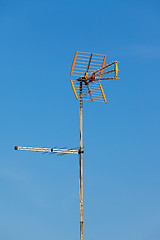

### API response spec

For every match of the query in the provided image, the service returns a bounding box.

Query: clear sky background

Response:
[0,0,160,240]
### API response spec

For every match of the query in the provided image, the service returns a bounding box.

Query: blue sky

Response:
[0,1,160,239]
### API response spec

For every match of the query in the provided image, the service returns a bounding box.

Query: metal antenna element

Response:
[14,146,79,154]
[70,51,118,103]
[14,50,119,240]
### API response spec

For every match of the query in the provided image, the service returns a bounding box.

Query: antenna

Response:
[14,51,119,240]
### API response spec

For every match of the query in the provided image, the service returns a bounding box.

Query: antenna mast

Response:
[79,81,83,240]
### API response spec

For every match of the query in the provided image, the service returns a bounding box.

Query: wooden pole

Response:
[79,81,83,240]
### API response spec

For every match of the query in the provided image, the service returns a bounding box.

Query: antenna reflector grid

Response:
[70,51,107,79]
[71,80,107,103]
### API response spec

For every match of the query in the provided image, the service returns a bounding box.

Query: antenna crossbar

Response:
[14,146,79,154]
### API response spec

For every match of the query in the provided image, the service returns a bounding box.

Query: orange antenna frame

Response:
[70,51,118,103]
